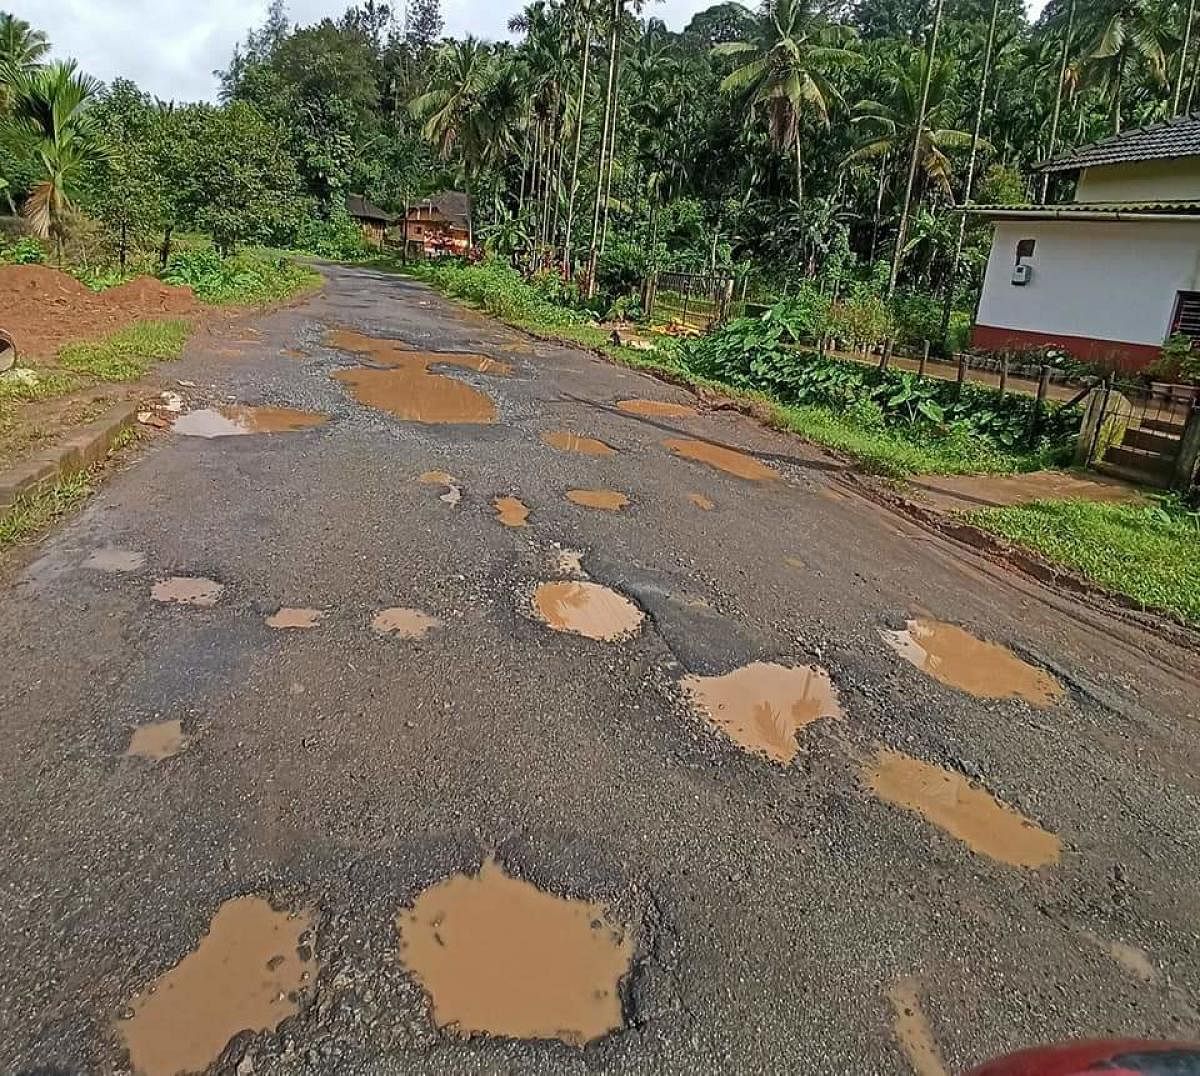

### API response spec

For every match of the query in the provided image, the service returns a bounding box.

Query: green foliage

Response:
[410,258,586,326]
[0,368,79,403]
[0,236,45,263]
[58,319,191,381]
[1148,333,1199,384]
[291,210,370,259]
[161,248,319,304]
[967,498,1200,627]
[0,471,94,550]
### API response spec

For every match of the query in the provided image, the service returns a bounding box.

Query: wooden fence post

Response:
[1028,364,1051,445]
[1174,403,1200,493]
[919,340,930,377]
[955,353,968,399]
[998,353,1009,397]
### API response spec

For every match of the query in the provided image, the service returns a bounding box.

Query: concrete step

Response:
[1100,448,1176,487]
[1122,427,1181,454]
[1139,416,1188,436]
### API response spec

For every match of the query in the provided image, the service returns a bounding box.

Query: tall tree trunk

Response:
[563,24,593,275]
[1040,0,1076,204]
[465,170,474,250]
[159,225,174,269]
[1112,52,1124,134]
[1189,26,1200,111]
[888,0,945,299]
[1176,0,1197,114]
[869,151,888,265]
[586,0,621,297]
[940,0,1000,347]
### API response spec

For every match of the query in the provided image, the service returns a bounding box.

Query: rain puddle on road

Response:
[373,607,442,638]
[493,496,530,527]
[83,548,145,572]
[419,471,463,505]
[681,662,843,763]
[616,398,696,418]
[125,720,186,762]
[172,406,328,437]
[687,493,714,511]
[329,329,507,424]
[887,979,947,1076]
[532,581,643,641]
[566,489,628,511]
[396,859,632,1045]
[542,431,616,456]
[663,438,776,481]
[881,618,1063,708]
[120,896,314,1076]
[865,748,1062,868]
[266,607,323,629]
[151,577,223,606]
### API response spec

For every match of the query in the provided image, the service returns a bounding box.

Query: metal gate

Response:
[1085,378,1197,488]
[644,271,734,333]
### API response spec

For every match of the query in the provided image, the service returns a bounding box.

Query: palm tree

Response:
[1074,0,1172,133]
[3,61,105,248]
[1040,0,1078,203]
[0,14,49,79]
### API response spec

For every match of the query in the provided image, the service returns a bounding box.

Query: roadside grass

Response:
[0,471,94,550]
[965,499,1200,626]
[58,319,192,381]
[0,369,81,403]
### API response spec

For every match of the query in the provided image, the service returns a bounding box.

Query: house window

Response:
[1171,291,1200,344]
[1015,239,1036,263]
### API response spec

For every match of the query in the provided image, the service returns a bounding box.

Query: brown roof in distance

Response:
[410,190,470,230]
[1039,113,1200,173]
[346,193,395,223]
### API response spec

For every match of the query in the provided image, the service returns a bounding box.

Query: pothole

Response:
[266,607,323,629]
[886,978,947,1076]
[83,548,146,572]
[663,438,776,480]
[151,577,223,606]
[372,607,442,638]
[681,661,843,763]
[531,581,643,641]
[396,858,633,1045]
[616,398,696,418]
[864,747,1062,868]
[566,489,629,511]
[493,496,530,527]
[542,431,616,456]
[172,405,328,437]
[119,896,315,1076]
[125,720,186,762]
[419,471,463,505]
[881,618,1063,708]
[687,493,714,511]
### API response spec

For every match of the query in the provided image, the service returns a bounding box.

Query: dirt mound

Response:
[0,264,202,360]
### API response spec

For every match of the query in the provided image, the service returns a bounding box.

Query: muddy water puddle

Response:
[83,547,145,572]
[266,607,323,629]
[494,496,530,527]
[542,431,616,456]
[682,662,843,763]
[126,720,186,762]
[663,438,776,481]
[120,896,314,1076]
[687,493,714,510]
[865,748,1062,868]
[616,398,696,418]
[887,979,946,1076]
[373,607,442,638]
[396,859,632,1045]
[173,405,328,437]
[566,489,628,511]
[882,618,1062,708]
[419,471,463,504]
[532,581,643,641]
[151,577,223,606]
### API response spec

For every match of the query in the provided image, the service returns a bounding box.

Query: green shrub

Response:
[292,211,371,260]
[415,258,586,327]
[59,320,192,381]
[0,237,46,264]
[161,247,318,304]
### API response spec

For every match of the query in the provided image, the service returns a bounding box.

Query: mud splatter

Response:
[681,662,843,763]
[616,398,696,418]
[419,471,463,505]
[266,607,323,629]
[687,493,714,511]
[887,979,947,1076]
[1080,931,1156,982]
[396,858,632,1045]
[865,748,1062,869]
[532,581,643,641]
[542,431,616,456]
[151,577,223,606]
[566,489,629,511]
[172,405,328,437]
[554,549,586,575]
[373,607,442,639]
[83,548,145,572]
[493,496,530,527]
[119,896,314,1076]
[663,438,776,481]
[125,720,186,762]
[881,619,1063,708]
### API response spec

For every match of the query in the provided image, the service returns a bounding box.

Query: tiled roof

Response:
[346,193,395,222]
[426,190,470,229]
[962,200,1200,217]
[1039,114,1200,172]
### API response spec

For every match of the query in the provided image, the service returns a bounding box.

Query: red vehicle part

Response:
[969,1040,1200,1075]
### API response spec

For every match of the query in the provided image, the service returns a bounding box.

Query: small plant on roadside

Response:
[0,237,46,264]
[1148,333,1199,384]
[59,319,191,381]
[0,471,94,550]
[161,247,318,304]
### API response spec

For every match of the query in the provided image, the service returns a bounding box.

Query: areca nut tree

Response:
[1076,0,1171,133]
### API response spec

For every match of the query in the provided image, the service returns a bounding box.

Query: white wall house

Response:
[970,116,1200,370]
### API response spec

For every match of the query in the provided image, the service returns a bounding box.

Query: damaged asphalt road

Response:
[1,263,1198,1074]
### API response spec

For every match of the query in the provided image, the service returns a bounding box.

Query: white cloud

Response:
[16,0,1053,104]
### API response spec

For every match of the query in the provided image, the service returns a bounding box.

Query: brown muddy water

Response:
[396,859,632,1045]
[865,748,1062,869]
[150,577,223,606]
[663,438,776,481]
[419,470,457,486]
[566,489,629,511]
[681,662,843,763]
[119,896,314,1076]
[616,398,696,418]
[881,618,1063,708]
[372,607,442,638]
[82,548,146,572]
[125,720,186,762]
[266,607,323,629]
[541,431,616,456]
[493,496,530,527]
[532,581,643,641]
[887,978,947,1076]
[172,406,328,438]
[687,493,715,510]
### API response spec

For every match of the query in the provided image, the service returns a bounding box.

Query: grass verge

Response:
[58,319,192,381]
[965,499,1200,626]
[0,369,81,404]
[0,471,95,550]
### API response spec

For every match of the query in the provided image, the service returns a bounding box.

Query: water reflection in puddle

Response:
[532,581,643,641]
[266,607,323,629]
[865,747,1062,868]
[151,577,223,606]
[881,618,1063,708]
[566,489,628,511]
[493,496,530,527]
[119,896,314,1076]
[396,859,632,1045]
[372,607,442,638]
[172,406,328,437]
[616,399,696,418]
[681,662,843,763]
[542,431,616,456]
[663,438,776,481]
[126,720,186,762]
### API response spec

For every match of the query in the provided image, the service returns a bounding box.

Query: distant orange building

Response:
[345,194,395,247]
[402,191,471,256]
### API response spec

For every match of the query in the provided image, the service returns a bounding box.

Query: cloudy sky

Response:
[17,0,1050,105]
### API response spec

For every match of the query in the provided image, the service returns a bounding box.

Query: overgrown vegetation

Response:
[967,499,1200,627]
[0,471,94,549]
[58,320,191,381]
[160,248,320,304]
